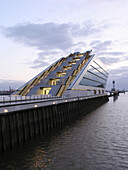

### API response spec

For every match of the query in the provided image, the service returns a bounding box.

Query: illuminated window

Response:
[63,66,72,70]
[73,57,80,61]
[49,78,60,85]
[77,54,83,57]
[68,61,76,65]
[56,71,66,77]
[36,87,51,95]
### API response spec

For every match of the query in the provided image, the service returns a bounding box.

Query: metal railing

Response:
[0,94,107,107]
[0,94,108,113]
[0,95,60,106]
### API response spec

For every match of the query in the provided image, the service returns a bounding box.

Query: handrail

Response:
[0,94,107,107]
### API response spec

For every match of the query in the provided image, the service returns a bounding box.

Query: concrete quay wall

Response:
[0,95,108,153]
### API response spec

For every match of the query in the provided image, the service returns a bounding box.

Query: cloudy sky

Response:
[0,0,128,90]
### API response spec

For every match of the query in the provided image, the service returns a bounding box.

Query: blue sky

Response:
[0,0,128,90]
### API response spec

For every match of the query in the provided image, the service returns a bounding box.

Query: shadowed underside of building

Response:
[13,50,109,97]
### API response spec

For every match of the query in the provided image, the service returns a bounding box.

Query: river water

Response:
[0,93,128,170]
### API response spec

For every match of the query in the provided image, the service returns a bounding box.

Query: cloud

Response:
[3,22,101,51]
[3,21,104,69]
[106,65,128,90]
[3,22,73,50]
[31,61,50,69]
[98,51,126,56]
[90,40,101,46]
[100,56,121,65]
[0,79,25,90]
[110,66,128,76]
[72,21,101,37]
[2,21,128,90]
[92,40,113,51]
[90,40,127,63]
[106,73,128,90]
[30,50,64,68]
[31,52,60,69]
[121,55,128,61]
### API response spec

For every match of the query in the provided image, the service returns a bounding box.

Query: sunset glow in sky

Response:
[0,0,128,90]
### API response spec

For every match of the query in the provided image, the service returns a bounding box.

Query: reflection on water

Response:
[113,94,119,102]
[0,93,128,170]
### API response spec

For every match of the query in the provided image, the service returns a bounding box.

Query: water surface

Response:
[0,93,128,170]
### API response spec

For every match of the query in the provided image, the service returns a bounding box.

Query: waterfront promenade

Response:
[0,94,106,113]
[0,94,108,153]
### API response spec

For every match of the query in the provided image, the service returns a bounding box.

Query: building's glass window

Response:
[92,61,108,76]
[80,78,105,88]
[76,54,84,57]
[37,87,51,95]
[56,71,66,77]
[84,71,107,84]
[79,58,108,88]
[63,66,72,70]
[68,61,76,65]
[88,66,107,80]
[93,58,108,76]
[73,57,80,61]
[49,78,60,85]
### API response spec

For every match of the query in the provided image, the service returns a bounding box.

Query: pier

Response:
[0,94,108,153]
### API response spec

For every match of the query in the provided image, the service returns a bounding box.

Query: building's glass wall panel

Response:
[84,71,107,84]
[79,58,108,88]
[92,61,108,77]
[80,78,105,88]
[88,66,108,80]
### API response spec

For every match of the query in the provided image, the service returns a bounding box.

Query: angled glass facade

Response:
[79,57,108,88]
